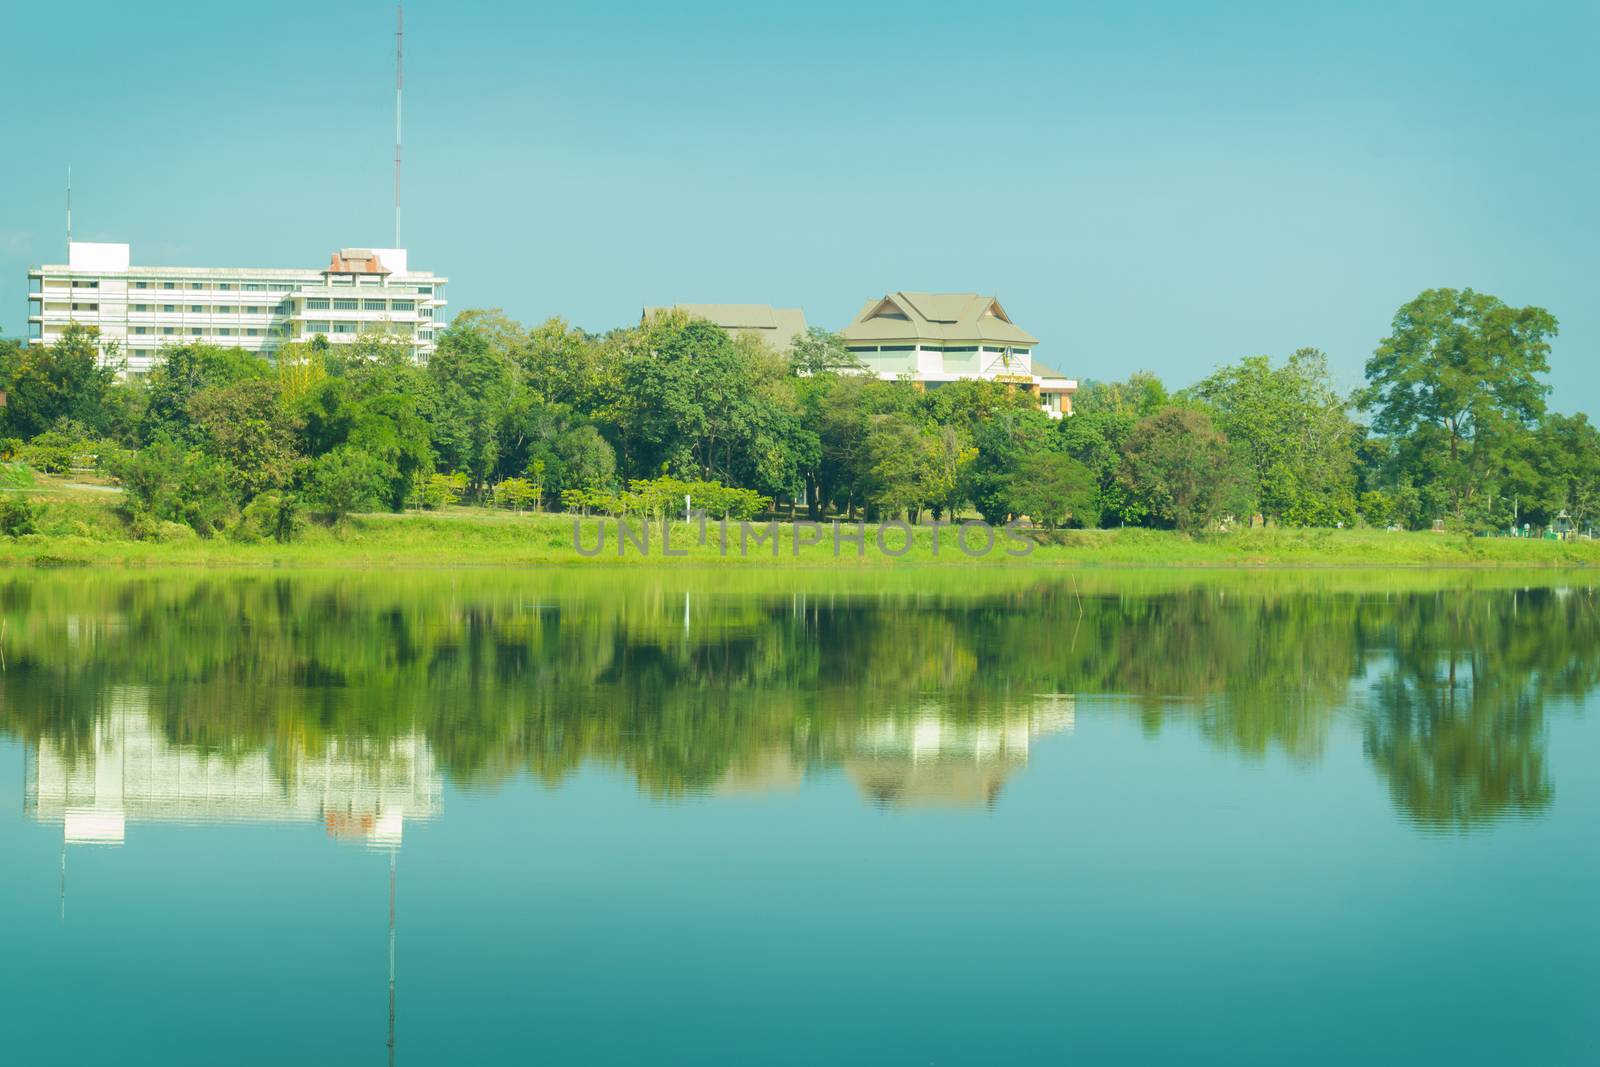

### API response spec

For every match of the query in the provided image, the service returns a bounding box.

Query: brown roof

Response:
[324,248,391,275]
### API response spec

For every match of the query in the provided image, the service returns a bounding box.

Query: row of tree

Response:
[0,286,1595,538]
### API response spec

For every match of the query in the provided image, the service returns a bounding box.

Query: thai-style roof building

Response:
[839,291,1075,417]
[643,303,809,354]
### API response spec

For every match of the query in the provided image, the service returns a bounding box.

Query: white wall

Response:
[67,242,130,271]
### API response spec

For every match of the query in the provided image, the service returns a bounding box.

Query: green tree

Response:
[494,477,539,513]
[967,408,1056,524]
[865,413,939,521]
[788,327,863,376]
[1191,349,1358,526]
[0,495,37,537]
[306,447,389,523]
[113,441,239,537]
[1119,407,1255,532]
[187,378,301,499]
[1011,451,1099,529]
[1359,288,1557,519]
[3,324,121,439]
[428,322,515,498]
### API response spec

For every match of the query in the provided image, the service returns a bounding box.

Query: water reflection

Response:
[1,571,1594,830]
[25,685,440,848]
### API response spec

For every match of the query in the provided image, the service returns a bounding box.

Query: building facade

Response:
[27,242,448,374]
[838,291,1076,417]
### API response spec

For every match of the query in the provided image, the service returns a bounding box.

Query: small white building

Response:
[27,242,449,375]
[839,291,1076,417]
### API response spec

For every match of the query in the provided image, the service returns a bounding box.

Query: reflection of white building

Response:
[24,687,440,849]
[844,696,1074,809]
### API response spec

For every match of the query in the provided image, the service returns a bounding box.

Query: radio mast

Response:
[394,4,403,249]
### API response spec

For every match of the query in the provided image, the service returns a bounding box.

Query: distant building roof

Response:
[839,292,1038,346]
[643,304,808,353]
[326,248,391,274]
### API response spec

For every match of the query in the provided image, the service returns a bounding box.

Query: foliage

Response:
[788,327,863,375]
[1191,349,1358,527]
[416,471,468,510]
[967,408,1056,523]
[306,447,389,522]
[3,285,1591,546]
[236,491,306,544]
[493,477,540,513]
[1119,407,1256,531]
[18,428,88,474]
[1011,451,1099,529]
[0,494,37,537]
[2,325,121,439]
[1359,288,1556,519]
[113,441,240,538]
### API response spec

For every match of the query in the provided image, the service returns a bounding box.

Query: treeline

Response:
[0,286,1595,540]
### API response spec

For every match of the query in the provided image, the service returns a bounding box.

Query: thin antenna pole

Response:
[66,165,72,250]
[395,4,403,249]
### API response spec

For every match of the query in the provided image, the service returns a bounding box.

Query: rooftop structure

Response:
[839,291,1076,418]
[26,241,448,375]
[643,303,808,353]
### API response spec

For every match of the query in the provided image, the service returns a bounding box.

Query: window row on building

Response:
[26,243,449,375]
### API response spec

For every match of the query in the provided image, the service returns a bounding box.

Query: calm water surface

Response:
[1,569,1596,1065]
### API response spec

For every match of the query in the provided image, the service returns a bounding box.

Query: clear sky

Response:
[4,0,1595,411]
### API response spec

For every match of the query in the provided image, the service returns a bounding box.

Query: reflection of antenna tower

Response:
[387,849,397,1067]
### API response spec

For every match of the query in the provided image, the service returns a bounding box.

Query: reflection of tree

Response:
[1359,587,1597,829]
[1364,669,1550,829]
[0,573,1595,822]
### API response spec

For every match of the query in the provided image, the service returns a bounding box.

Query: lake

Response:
[1,568,1596,1065]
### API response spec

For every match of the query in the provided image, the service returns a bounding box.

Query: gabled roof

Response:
[325,248,391,275]
[839,292,1038,346]
[643,303,808,352]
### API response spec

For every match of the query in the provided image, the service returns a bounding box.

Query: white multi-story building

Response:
[26,241,448,374]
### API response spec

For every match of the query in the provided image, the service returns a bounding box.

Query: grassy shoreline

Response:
[3,499,1597,569]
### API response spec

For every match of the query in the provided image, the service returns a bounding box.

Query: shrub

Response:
[0,495,37,537]
[307,448,389,523]
[236,491,306,544]
[414,471,467,510]
[493,476,539,513]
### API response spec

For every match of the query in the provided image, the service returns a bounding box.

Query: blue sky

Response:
[4,0,1595,411]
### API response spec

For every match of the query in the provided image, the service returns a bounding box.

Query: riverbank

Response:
[2,495,1596,568]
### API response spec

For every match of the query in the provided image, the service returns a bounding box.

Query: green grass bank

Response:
[2,490,1596,569]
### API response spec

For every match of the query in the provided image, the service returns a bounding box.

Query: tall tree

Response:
[1360,289,1556,518]
[1191,349,1358,526]
[1119,407,1255,532]
[3,324,121,439]
[428,321,515,496]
